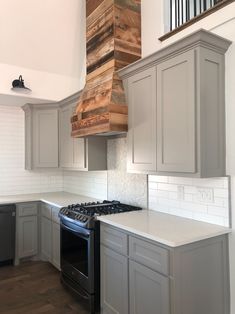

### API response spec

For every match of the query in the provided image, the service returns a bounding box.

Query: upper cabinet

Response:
[59,93,107,171]
[23,93,107,171]
[23,104,59,170]
[127,67,157,172]
[119,29,231,177]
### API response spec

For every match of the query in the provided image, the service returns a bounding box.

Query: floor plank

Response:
[0,261,89,314]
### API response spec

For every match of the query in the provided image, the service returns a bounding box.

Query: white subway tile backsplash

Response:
[0,105,63,195]
[148,175,230,227]
[63,171,107,200]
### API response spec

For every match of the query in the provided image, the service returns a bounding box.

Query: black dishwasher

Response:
[0,204,16,265]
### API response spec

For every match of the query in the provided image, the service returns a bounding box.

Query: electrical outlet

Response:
[196,187,214,203]
[177,185,184,200]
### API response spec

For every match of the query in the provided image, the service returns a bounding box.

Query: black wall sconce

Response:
[11,75,32,93]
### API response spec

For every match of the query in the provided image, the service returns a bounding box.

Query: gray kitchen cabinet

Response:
[59,93,107,171]
[100,223,230,314]
[119,29,231,177]
[40,203,60,270]
[129,260,170,314]
[18,216,38,259]
[22,103,59,170]
[127,67,157,172]
[16,202,38,260]
[52,221,60,270]
[157,50,196,173]
[101,246,129,314]
[41,216,52,262]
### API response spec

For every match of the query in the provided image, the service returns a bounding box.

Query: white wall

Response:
[141,1,235,312]
[0,105,63,194]
[0,0,86,102]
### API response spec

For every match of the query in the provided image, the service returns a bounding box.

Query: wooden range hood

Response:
[71,0,141,137]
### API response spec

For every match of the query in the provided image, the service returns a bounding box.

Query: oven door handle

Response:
[61,222,91,238]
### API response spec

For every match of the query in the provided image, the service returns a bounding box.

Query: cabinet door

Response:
[60,106,73,168]
[73,138,86,170]
[52,222,60,270]
[157,50,196,173]
[127,67,157,172]
[41,216,52,262]
[101,246,128,314]
[129,261,170,314]
[34,109,59,168]
[18,216,38,258]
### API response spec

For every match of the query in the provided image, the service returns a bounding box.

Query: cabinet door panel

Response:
[18,216,38,258]
[52,222,60,270]
[60,106,73,168]
[157,50,196,173]
[41,217,52,262]
[101,246,128,314]
[129,261,170,314]
[127,67,157,172]
[34,109,59,168]
[73,138,86,170]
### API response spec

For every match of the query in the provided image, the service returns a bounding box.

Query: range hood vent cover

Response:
[71,0,141,137]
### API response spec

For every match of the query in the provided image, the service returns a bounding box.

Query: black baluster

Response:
[178,0,180,26]
[181,0,184,24]
[175,0,178,28]
[194,0,197,17]
[170,0,173,30]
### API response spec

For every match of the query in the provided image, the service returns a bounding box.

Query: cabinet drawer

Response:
[41,203,52,219]
[51,207,60,224]
[129,236,169,275]
[101,225,128,255]
[18,202,38,217]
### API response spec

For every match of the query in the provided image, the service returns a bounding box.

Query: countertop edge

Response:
[98,217,232,247]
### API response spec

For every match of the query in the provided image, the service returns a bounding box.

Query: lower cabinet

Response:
[129,261,170,314]
[17,202,38,260]
[101,246,129,314]
[100,224,230,314]
[18,215,38,258]
[41,216,52,262]
[40,203,60,270]
[52,221,60,270]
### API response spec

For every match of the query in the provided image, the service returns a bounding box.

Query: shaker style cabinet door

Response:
[52,222,60,270]
[18,216,38,258]
[41,216,52,262]
[33,109,59,168]
[60,106,74,168]
[101,246,128,314]
[156,50,196,173]
[127,67,157,173]
[73,138,86,170]
[129,260,170,314]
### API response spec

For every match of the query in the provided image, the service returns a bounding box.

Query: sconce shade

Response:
[11,75,31,93]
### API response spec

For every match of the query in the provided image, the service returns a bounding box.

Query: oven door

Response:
[60,220,94,294]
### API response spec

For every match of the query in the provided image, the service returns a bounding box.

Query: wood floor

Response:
[0,261,90,314]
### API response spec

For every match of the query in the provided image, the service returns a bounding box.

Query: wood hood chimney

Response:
[71,0,141,137]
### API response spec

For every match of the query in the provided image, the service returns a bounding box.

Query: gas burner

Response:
[59,200,142,229]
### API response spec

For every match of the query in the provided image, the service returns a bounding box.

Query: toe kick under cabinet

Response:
[100,224,230,314]
[119,29,232,177]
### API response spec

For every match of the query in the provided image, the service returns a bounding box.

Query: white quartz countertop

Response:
[98,210,231,247]
[0,192,100,208]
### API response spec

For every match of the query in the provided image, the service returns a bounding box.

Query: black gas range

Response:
[59,200,141,314]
